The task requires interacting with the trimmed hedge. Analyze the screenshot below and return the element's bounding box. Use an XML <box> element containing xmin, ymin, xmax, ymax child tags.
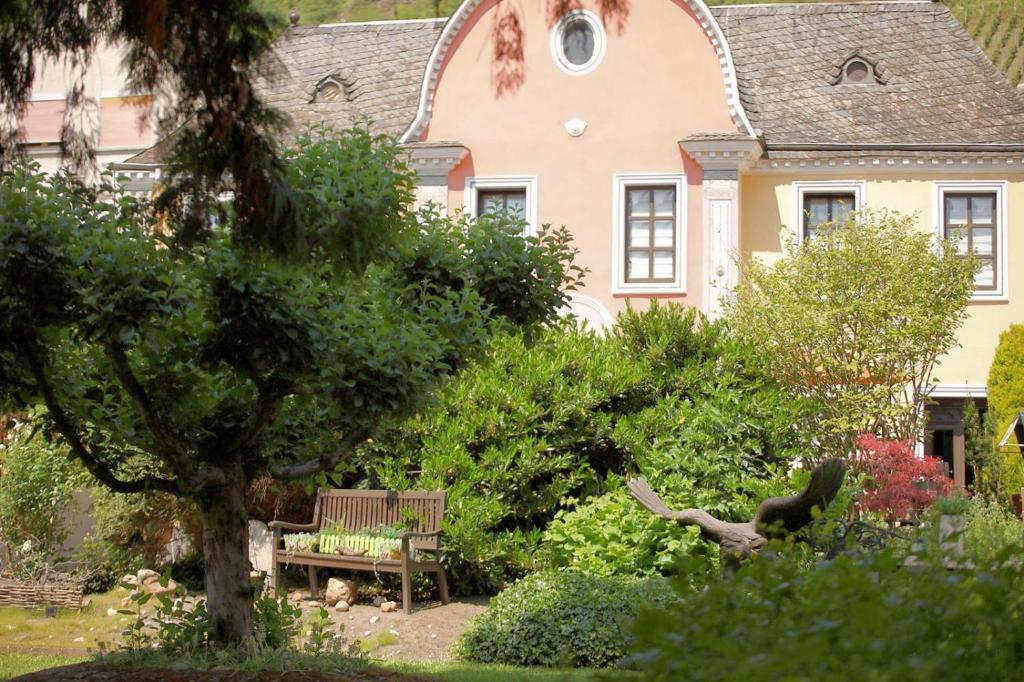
<box><xmin>988</xmin><ymin>323</ymin><xmax>1024</xmax><ymax>441</ymax></box>
<box><xmin>457</xmin><ymin>570</ymin><xmax>674</xmax><ymax>668</ymax></box>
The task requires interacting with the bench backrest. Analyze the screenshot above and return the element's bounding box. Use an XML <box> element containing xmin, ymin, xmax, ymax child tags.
<box><xmin>313</xmin><ymin>489</ymin><xmax>445</xmax><ymax>552</ymax></box>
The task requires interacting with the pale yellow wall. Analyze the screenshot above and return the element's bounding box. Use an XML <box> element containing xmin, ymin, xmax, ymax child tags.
<box><xmin>739</xmin><ymin>171</ymin><xmax>1024</xmax><ymax>389</ymax></box>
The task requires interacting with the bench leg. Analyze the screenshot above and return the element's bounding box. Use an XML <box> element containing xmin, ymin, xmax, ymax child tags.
<box><xmin>272</xmin><ymin>561</ymin><xmax>282</xmax><ymax>599</ymax></box>
<box><xmin>437</xmin><ymin>568</ymin><xmax>449</xmax><ymax>605</ymax></box>
<box><xmin>308</xmin><ymin>566</ymin><xmax>318</xmax><ymax>600</ymax></box>
<box><xmin>401</xmin><ymin>568</ymin><xmax>412</xmax><ymax>615</ymax></box>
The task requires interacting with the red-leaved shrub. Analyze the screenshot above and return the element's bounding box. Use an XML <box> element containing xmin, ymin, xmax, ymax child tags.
<box><xmin>851</xmin><ymin>433</ymin><xmax>953</xmax><ymax>519</ymax></box>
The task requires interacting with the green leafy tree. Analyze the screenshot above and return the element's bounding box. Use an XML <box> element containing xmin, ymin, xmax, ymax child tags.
<box><xmin>0</xmin><ymin>130</ymin><xmax>581</xmax><ymax>647</ymax></box>
<box><xmin>726</xmin><ymin>209</ymin><xmax>977</xmax><ymax>458</ymax></box>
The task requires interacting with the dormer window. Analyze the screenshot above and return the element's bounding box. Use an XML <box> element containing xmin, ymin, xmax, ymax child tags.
<box><xmin>844</xmin><ymin>59</ymin><xmax>871</xmax><ymax>83</ymax></box>
<box><xmin>832</xmin><ymin>53</ymin><xmax>888</xmax><ymax>86</ymax></box>
<box><xmin>315</xmin><ymin>76</ymin><xmax>347</xmax><ymax>102</ymax></box>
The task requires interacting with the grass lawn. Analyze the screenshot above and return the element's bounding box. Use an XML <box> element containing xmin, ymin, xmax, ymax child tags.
<box><xmin>0</xmin><ymin>653</ymin><xmax>88</xmax><ymax>679</ymax></box>
<box><xmin>0</xmin><ymin>590</ymin><xmax>128</xmax><ymax>655</ymax></box>
<box><xmin>388</xmin><ymin>661</ymin><xmax>607</xmax><ymax>681</ymax></box>
<box><xmin>0</xmin><ymin>654</ymin><xmax>604</xmax><ymax>681</ymax></box>
<box><xmin>0</xmin><ymin>590</ymin><xmax>611</xmax><ymax>680</ymax></box>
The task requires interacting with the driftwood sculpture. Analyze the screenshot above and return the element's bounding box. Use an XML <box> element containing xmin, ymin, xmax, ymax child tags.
<box><xmin>628</xmin><ymin>458</ymin><xmax>847</xmax><ymax>565</ymax></box>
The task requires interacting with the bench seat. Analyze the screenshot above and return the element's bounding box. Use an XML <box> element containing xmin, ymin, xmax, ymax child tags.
<box><xmin>269</xmin><ymin>489</ymin><xmax>449</xmax><ymax>614</ymax></box>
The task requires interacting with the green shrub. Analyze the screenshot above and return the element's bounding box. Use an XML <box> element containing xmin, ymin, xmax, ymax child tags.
<box><xmin>361</xmin><ymin>304</ymin><xmax>818</xmax><ymax>592</ymax></box>
<box><xmin>541</xmin><ymin>486</ymin><xmax>704</xmax><ymax>578</ymax></box>
<box><xmin>457</xmin><ymin>570</ymin><xmax>674</xmax><ymax>668</ymax></box>
<box><xmin>988</xmin><ymin>323</ymin><xmax>1024</xmax><ymax>441</ymax></box>
<box><xmin>0</xmin><ymin>412</ymin><xmax>86</xmax><ymax>561</ymax></box>
<box><xmin>632</xmin><ymin>545</ymin><xmax>1024</xmax><ymax>681</ymax></box>
<box><xmin>360</xmin><ymin>323</ymin><xmax>649</xmax><ymax>593</ymax></box>
<box><xmin>963</xmin><ymin>496</ymin><xmax>1023</xmax><ymax>563</ymax></box>
<box><xmin>987</xmin><ymin>324</ymin><xmax>1024</xmax><ymax>493</ymax></box>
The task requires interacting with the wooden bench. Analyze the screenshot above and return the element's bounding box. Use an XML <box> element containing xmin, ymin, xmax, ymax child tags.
<box><xmin>268</xmin><ymin>489</ymin><xmax>449</xmax><ymax>614</ymax></box>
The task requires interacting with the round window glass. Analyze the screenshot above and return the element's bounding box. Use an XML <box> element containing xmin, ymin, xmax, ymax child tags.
<box><xmin>551</xmin><ymin>11</ymin><xmax>605</xmax><ymax>75</ymax></box>
<box><xmin>562</xmin><ymin>18</ymin><xmax>595</xmax><ymax>66</ymax></box>
<box><xmin>845</xmin><ymin>60</ymin><xmax>870</xmax><ymax>83</ymax></box>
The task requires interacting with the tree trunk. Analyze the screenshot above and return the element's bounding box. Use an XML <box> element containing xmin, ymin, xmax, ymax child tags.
<box><xmin>200</xmin><ymin>478</ymin><xmax>253</xmax><ymax>648</ymax></box>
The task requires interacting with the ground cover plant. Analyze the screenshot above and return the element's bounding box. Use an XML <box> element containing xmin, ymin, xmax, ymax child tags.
<box><xmin>360</xmin><ymin>304</ymin><xmax>819</xmax><ymax>592</ymax></box>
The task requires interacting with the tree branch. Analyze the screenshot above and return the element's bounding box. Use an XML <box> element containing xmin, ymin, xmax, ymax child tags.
<box><xmin>22</xmin><ymin>341</ymin><xmax>177</xmax><ymax>495</ymax></box>
<box><xmin>104</xmin><ymin>342</ymin><xmax>194</xmax><ymax>477</ymax></box>
<box><xmin>270</xmin><ymin>426</ymin><xmax>371</xmax><ymax>481</ymax></box>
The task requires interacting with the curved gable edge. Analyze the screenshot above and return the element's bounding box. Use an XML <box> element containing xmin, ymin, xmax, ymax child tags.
<box><xmin>399</xmin><ymin>0</ymin><xmax>756</xmax><ymax>144</ymax></box>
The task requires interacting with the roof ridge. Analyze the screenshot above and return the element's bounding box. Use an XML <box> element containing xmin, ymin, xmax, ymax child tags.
<box><xmin>311</xmin><ymin>17</ymin><xmax>447</xmax><ymax>29</ymax></box>
<box><xmin>710</xmin><ymin>1</ymin><xmax>943</xmax><ymax>12</ymax></box>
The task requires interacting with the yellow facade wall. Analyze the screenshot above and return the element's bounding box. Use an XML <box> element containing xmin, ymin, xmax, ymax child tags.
<box><xmin>739</xmin><ymin>171</ymin><xmax>1024</xmax><ymax>389</ymax></box>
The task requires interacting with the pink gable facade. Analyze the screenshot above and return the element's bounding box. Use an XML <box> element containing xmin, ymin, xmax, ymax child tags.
<box><xmin>407</xmin><ymin>0</ymin><xmax>756</xmax><ymax>323</ymax></box>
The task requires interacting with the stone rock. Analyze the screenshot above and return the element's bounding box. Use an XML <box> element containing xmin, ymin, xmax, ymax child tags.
<box><xmin>248</xmin><ymin>520</ymin><xmax>274</xmax><ymax>577</ymax></box>
<box><xmin>334</xmin><ymin>600</ymin><xmax>350</xmax><ymax>612</ymax></box>
<box><xmin>380</xmin><ymin>601</ymin><xmax>398</xmax><ymax>613</ymax></box>
<box><xmin>388</xmin><ymin>629</ymin><xmax>400</xmax><ymax>637</ymax></box>
<box><xmin>305</xmin><ymin>600</ymin><xmax>320</xmax><ymax>608</ymax></box>
<box><xmin>120</xmin><ymin>595</ymin><xmax>137</xmax><ymax>608</ymax></box>
<box><xmin>324</xmin><ymin>578</ymin><xmax>358</xmax><ymax>606</ymax></box>
<box><xmin>137</xmin><ymin>568</ymin><xmax>159</xmax><ymax>585</ymax></box>
<box><xmin>72</xmin><ymin>637</ymin><xmax>85</xmax><ymax>643</ymax></box>
<box><xmin>369</xmin><ymin>615</ymin><xmax>380</xmax><ymax>624</ymax></box>
<box><xmin>107</xmin><ymin>608</ymin><xmax>118</xmax><ymax>617</ymax></box>
<box><xmin>120</xmin><ymin>574</ymin><xmax>137</xmax><ymax>588</ymax></box>
<box><xmin>372</xmin><ymin>595</ymin><xmax>386</xmax><ymax>607</ymax></box>
<box><xmin>143</xmin><ymin>578</ymin><xmax>182</xmax><ymax>597</ymax></box>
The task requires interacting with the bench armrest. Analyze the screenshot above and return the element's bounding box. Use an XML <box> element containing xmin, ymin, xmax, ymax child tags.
<box><xmin>268</xmin><ymin>521</ymin><xmax>318</xmax><ymax>532</ymax></box>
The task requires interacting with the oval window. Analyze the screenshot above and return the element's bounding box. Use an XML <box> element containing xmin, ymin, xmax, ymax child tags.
<box><xmin>551</xmin><ymin>11</ymin><xmax>605</xmax><ymax>75</ymax></box>
<box><xmin>562</xmin><ymin>17</ymin><xmax>595</xmax><ymax>66</ymax></box>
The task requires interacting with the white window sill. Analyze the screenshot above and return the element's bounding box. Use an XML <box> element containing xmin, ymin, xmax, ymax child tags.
<box><xmin>612</xmin><ymin>285</ymin><xmax>687</xmax><ymax>296</ymax></box>
<box><xmin>969</xmin><ymin>292</ymin><xmax>1008</xmax><ymax>303</ymax></box>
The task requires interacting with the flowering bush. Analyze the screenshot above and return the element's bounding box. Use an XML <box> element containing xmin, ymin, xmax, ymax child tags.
<box><xmin>852</xmin><ymin>434</ymin><xmax>951</xmax><ymax>519</ymax></box>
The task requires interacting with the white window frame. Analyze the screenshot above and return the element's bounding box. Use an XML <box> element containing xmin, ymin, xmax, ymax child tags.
<box><xmin>550</xmin><ymin>10</ymin><xmax>607</xmax><ymax>76</ymax></box>
<box><xmin>791</xmin><ymin>180</ymin><xmax>867</xmax><ymax>245</ymax></box>
<box><xmin>612</xmin><ymin>173</ymin><xmax>687</xmax><ymax>295</ymax></box>
<box><xmin>933</xmin><ymin>180</ymin><xmax>1008</xmax><ymax>302</ymax></box>
<box><xmin>464</xmin><ymin>175</ymin><xmax>538</xmax><ymax>237</ymax></box>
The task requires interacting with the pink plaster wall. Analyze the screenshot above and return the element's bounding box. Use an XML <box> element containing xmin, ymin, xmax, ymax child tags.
<box><xmin>99</xmin><ymin>96</ymin><xmax>154</xmax><ymax>148</ymax></box>
<box><xmin>18</xmin><ymin>100</ymin><xmax>65</xmax><ymax>143</ymax></box>
<box><xmin>424</xmin><ymin>0</ymin><xmax>739</xmax><ymax>316</ymax></box>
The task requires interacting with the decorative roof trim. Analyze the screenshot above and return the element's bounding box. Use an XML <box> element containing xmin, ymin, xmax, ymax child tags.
<box><xmin>399</xmin><ymin>0</ymin><xmax>755</xmax><ymax>143</ymax></box>
<box><xmin>770</xmin><ymin>143</ymin><xmax>1024</xmax><ymax>152</ymax></box>
<box><xmin>749</xmin><ymin>155</ymin><xmax>1024</xmax><ymax>174</ymax></box>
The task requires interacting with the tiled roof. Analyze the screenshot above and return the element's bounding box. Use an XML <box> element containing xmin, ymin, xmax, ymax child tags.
<box><xmin>121</xmin><ymin>3</ymin><xmax>1024</xmax><ymax>169</ymax></box>
<box><xmin>710</xmin><ymin>1</ymin><xmax>1024</xmax><ymax>148</ymax></box>
<box><xmin>119</xmin><ymin>18</ymin><xmax>444</xmax><ymax>167</ymax></box>
<box><xmin>256</xmin><ymin>18</ymin><xmax>446</xmax><ymax>138</ymax></box>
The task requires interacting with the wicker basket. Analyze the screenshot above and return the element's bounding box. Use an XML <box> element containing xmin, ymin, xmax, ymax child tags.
<box><xmin>0</xmin><ymin>577</ymin><xmax>85</xmax><ymax>609</ymax></box>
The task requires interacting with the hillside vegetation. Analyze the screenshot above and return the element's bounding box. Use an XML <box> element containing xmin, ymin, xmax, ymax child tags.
<box><xmin>259</xmin><ymin>0</ymin><xmax>1024</xmax><ymax>87</ymax></box>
